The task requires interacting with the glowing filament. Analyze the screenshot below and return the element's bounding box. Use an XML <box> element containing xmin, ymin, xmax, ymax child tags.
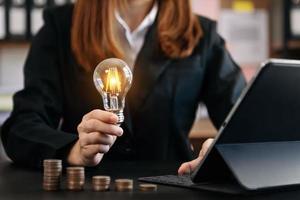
<box><xmin>105</xmin><ymin>67</ymin><xmax>121</xmax><ymax>94</ymax></box>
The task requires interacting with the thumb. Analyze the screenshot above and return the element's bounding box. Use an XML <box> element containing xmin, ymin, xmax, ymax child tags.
<box><xmin>177</xmin><ymin>157</ymin><xmax>202</xmax><ymax>175</ymax></box>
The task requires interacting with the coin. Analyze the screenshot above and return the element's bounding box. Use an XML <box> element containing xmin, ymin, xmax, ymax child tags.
<box><xmin>93</xmin><ymin>185</ymin><xmax>110</xmax><ymax>191</ymax></box>
<box><xmin>43</xmin><ymin>159</ymin><xmax>62</xmax><ymax>164</ymax></box>
<box><xmin>115</xmin><ymin>179</ymin><xmax>133</xmax><ymax>192</ymax></box>
<box><xmin>115</xmin><ymin>179</ymin><xmax>133</xmax><ymax>185</ymax></box>
<box><xmin>66</xmin><ymin>185</ymin><xmax>84</xmax><ymax>191</ymax></box>
<box><xmin>139</xmin><ymin>184</ymin><xmax>158</xmax><ymax>192</ymax></box>
<box><xmin>43</xmin><ymin>179</ymin><xmax>60</xmax><ymax>184</ymax></box>
<box><xmin>66</xmin><ymin>167</ymin><xmax>84</xmax><ymax>171</ymax></box>
<box><xmin>43</xmin><ymin>172</ymin><xmax>62</xmax><ymax>177</ymax></box>
<box><xmin>43</xmin><ymin>185</ymin><xmax>60</xmax><ymax>191</ymax></box>
<box><xmin>93</xmin><ymin>176</ymin><xmax>111</xmax><ymax>182</ymax></box>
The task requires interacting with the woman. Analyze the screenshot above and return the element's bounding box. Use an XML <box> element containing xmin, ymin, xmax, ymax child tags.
<box><xmin>1</xmin><ymin>0</ymin><xmax>246</xmax><ymax>174</ymax></box>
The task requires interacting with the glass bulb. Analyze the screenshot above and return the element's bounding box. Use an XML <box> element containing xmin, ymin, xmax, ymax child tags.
<box><xmin>93</xmin><ymin>58</ymin><xmax>133</xmax><ymax>124</ymax></box>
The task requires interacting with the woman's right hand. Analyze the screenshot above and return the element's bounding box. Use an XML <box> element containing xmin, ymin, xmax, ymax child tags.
<box><xmin>67</xmin><ymin>109</ymin><xmax>123</xmax><ymax>166</ymax></box>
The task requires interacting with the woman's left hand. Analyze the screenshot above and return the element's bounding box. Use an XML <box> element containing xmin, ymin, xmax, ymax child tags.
<box><xmin>178</xmin><ymin>138</ymin><xmax>214</xmax><ymax>175</ymax></box>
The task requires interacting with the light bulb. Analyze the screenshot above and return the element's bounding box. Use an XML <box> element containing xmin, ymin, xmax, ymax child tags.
<box><xmin>93</xmin><ymin>58</ymin><xmax>133</xmax><ymax>124</ymax></box>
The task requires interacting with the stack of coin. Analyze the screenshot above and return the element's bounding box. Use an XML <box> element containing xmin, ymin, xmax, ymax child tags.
<box><xmin>66</xmin><ymin>167</ymin><xmax>85</xmax><ymax>191</ymax></box>
<box><xmin>115</xmin><ymin>179</ymin><xmax>133</xmax><ymax>192</ymax></box>
<box><xmin>92</xmin><ymin>176</ymin><xmax>111</xmax><ymax>191</ymax></box>
<box><xmin>43</xmin><ymin>159</ymin><xmax>62</xmax><ymax>191</ymax></box>
<box><xmin>139</xmin><ymin>184</ymin><xmax>158</xmax><ymax>192</ymax></box>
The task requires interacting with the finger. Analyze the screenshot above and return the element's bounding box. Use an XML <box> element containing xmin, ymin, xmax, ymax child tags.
<box><xmin>82</xmin><ymin>144</ymin><xmax>110</xmax><ymax>158</ymax></box>
<box><xmin>203</xmin><ymin>138</ymin><xmax>214</xmax><ymax>149</ymax></box>
<box><xmin>178</xmin><ymin>157</ymin><xmax>202</xmax><ymax>175</ymax></box>
<box><xmin>83</xmin><ymin>109</ymin><xmax>118</xmax><ymax>124</ymax></box>
<box><xmin>82</xmin><ymin>153</ymin><xmax>102</xmax><ymax>167</ymax></box>
<box><xmin>81</xmin><ymin>144</ymin><xmax>100</xmax><ymax>159</ymax></box>
<box><xmin>178</xmin><ymin>162</ymin><xmax>192</xmax><ymax>175</ymax></box>
<box><xmin>199</xmin><ymin>138</ymin><xmax>214</xmax><ymax>157</ymax></box>
<box><xmin>80</xmin><ymin>119</ymin><xmax>123</xmax><ymax>136</ymax></box>
<box><xmin>79</xmin><ymin>132</ymin><xmax>115</xmax><ymax>146</ymax></box>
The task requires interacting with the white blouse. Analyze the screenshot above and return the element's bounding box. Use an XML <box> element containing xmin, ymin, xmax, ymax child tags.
<box><xmin>115</xmin><ymin>2</ymin><xmax>158</xmax><ymax>69</ymax></box>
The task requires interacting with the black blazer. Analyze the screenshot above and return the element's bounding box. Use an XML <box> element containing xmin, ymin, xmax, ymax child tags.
<box><xmin>1</xmin><ymin>5</ymin><xmax>246</xmax><ymax>168</ymax></box>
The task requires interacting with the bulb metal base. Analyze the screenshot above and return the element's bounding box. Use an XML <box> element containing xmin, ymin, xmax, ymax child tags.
<box><xmin>112</xmin><ymin>111</ymin><xmax>124</xmax><ymax>125</ymax></box>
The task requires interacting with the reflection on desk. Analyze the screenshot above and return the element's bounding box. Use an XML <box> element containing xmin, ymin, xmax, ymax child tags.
<box><xmin>0</xmin><ymin>161</ymin><xmax>300</xmax><ymax>200</ymax></box>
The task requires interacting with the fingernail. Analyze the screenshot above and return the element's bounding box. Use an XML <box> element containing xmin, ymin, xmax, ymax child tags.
<box><xmin>118</xmin><ymin>128</ymin><xmax>123</xmax><ymax>136</ymax></box>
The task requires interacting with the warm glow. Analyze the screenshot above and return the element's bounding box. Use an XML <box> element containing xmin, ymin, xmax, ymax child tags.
<box><xmin>105</xmin><ymin>67</ymin><xmax>121</xmax><ymax>94</ymax></box>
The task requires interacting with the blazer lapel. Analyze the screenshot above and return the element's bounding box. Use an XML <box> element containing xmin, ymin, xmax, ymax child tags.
<box><xmin>127</xmin><ymin>22</ymin><xmax>172</xmax><ymax>116</ymax></box>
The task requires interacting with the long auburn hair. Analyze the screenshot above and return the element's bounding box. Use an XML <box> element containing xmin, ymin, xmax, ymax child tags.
<box><xmin>71</xmin><ymin>0</ymin><xmax>202</xmax><ymax>71</ymax></box>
